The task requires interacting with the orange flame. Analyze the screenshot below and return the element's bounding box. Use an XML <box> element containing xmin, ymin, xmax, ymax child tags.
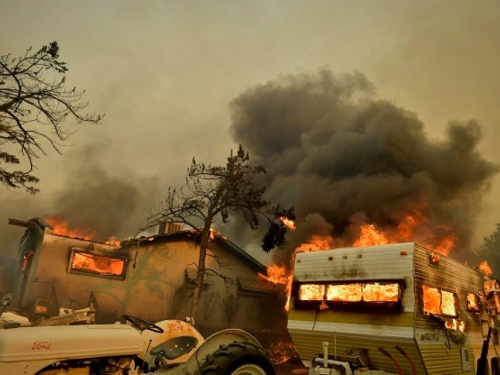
<box><xmin>280</xmin><ymin>217</ymin><xmax>296</xmax><ymax>231</ymax></box>
<box><xmin>44</xmin><ymin>216</ymin><xmax>120</xmax><ymax>246</ymax></box>
<box><xmin>44</xmin><ymin>216</ymin><xmax>96</xmax><ymax>241</ymax></box>
<box><xmin>262</xmin><ymin>201</ymin><xmax>459</xmax><ymax>312</ymax></box>
<box><xmin>477</xmin><ymin>260</ymin><xmax>493</xmax><ymax>276</ymax></box>
<box><xmin>258</xmin><ymin>265</ymin><xmax>293</xmax><ymax>310</ymax></box>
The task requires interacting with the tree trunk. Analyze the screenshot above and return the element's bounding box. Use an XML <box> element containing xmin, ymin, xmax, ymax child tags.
<box><xmin>192</xmin><ymin>220</ymin><xmax>212</xmax><ymax>324</ymax></box>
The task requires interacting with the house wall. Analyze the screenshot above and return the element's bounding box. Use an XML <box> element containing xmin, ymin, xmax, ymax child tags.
<box><xmin>15</xmin><ymin>231</ymin><xmax>283</xmax><ymax>336</ymax></box>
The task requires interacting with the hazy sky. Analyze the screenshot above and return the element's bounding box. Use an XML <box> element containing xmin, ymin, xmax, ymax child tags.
<box><xmin>1</xmin><ymin>1</ymin><xmax>499</xmax><ymax>263</ymax></box>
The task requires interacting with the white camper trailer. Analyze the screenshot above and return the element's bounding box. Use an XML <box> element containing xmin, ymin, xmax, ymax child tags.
<box><xmin>287</xmin><ymin>242</ymin><xmax>500</xmax><ymax>375</ymax></box>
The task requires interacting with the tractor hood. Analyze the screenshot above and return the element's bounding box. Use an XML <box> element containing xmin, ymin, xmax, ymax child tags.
<box><xmin>0</xmin><ymin>324</ymin><xmax>143</xmax><ymax>372</ymax></box>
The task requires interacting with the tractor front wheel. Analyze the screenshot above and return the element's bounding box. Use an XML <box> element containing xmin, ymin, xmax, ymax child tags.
<box><xmin>200</xmin><ymin>341</ymin><xmax>276</xmax><ymax>375</ymax></box>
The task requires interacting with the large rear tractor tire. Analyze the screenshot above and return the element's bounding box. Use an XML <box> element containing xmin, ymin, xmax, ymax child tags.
<box><xmin>200</xmin><ymin>341</ymin><xmax>276</xmax><ymax>375</ymax></box>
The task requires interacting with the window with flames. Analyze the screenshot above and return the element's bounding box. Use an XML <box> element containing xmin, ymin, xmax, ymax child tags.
<box><xmin>68</xmin><ymin>249</ymin><xmax>128</xmax><ymax>280</ymax></box>
<box><xmin>422</xmin><ymin>285</ymin><xmax>458</xmax><ymax>318</ymax></box>
<box><xmin>294</xmin><ymin>281</ymin><xmax>401</xmax><ymax>310</ymax></box>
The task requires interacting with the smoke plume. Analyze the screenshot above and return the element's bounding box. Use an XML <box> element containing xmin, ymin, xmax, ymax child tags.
<box><xmin>0</xmin><ymin>143</ymin><xmax>163</xmax><ymax>254</ymax></box>
<box><xmin>229</xmin><ymin>69</ymin><xmax>498</xmax><ymax>266</ymax></box>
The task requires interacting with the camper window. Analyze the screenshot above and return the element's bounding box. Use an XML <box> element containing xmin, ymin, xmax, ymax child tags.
<box><xmin>422</xmin><ymin>285</ymin><xmax>458</xmax><ymax>318</ymax></box>
<box><xmin>295</xmin><ymin>281</ymin><xmax>401</xmax><ymax>310</ymax></box>
<box><xmin>466</xmin><ymin>293</ymin><xmax>480</xmax><ymax>313</ymax></box>
<box><xmin>299</xmin><ymin>284</ymin><xmax>325</xmax><ymax>301</ymax></box>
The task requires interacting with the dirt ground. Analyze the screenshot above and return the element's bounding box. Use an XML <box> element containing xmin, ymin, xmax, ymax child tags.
<box><xmin>275</xmin><ymin>359</ymin><xmax>308</xmax><ymax>375</ymax></box>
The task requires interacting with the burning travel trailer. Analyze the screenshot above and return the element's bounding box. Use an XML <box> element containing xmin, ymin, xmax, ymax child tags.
<box><xmin>286</xmin><ymin>242</ymin><xmax>500</xmax><ymax>375</ymax></box>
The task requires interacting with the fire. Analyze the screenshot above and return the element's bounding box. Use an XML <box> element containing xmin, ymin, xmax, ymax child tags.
<box><xmin>299</xmin><ymin>284</ymin><xmax>325</xmax><ymax>301</ymax></box>
<box><xmin>466</xmin><ymin>293</ymin><xmax>480</xmax><ymax>312</ymax></box>
<box><xmin>44</xmin><ymin>216</ymin><xmax>120</xmax><ymax>246</ymax></box>
<box><xmin>477</xmin><ymin>260</ymin><xmax>493</xmax><ymax>275</ymax></box>
<box><xmin>261</xmin><ymin>201</ymin><xmax>459</xmax><ymax>312</ymax></box>
<box><xmin>44</xmin><ymin>216</ymin><xmax>96</xmax><ymax>241</ymax></box>
<box><xmin>352</xmin><ymin>216</ymin><xmax>457</xmax><ymax>255</ymax></box>
<box><xmin>258</xmin><ymin>265</ymin><xmax>293</xmax><ymax>310</ymax></box>
<box><xmin>295</xmin><ymin>235</ymin><xmax>337</xmax><ymax>253</ymax></box>
<box><xmin>422</xmin><ymin>285</ymin><xmax>457</xmax><ymax>317</ymax></box>
<box><xmin>280</xmin><ymin>217</ymin><xmax>296</xmax><ymax>231</ymax></box>
<box><xmin>353</xmin><ymin>224</ymin><xmax>389</xmax><ymax>247</ymax></box>
<box><xmin>445</xmin><ymin>319</ymin><xmax>466</xmax><ymax>333</ymax></box>
<box><xmin>106</xmin><ymin>236</ymin><xmax>121</xmax><ymax>247</ymax></box>
<box><xmin>71</xmin><ymin>252</ymin><xmax>125</xmax><ymax>276</ymax></box>
<box><xmin>327</xmin><ymin>284</ymin><xmax>362</xmax><ymax>302</ymax></box>
<box><xmin>297</xmin><ymin>282</ymin><xmax>399</xmax><ymax>303</ymax></box>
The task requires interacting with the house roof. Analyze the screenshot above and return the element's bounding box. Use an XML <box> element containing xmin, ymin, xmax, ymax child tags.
<box><xmin>121</xmin><ymin>230</ymin><xmax>268</xmax><ymax>274</ymax></box>
<box><xmin>237</xmin><ymin>276</ymin><xmax>284</xmax><ymax>295</ymax></box>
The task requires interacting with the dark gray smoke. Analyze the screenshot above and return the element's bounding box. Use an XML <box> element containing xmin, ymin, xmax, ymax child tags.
<box><xmin>229</xmin><ymin>69</ymin><xmax>498</xmax><ymax>265</ymax></box>
<box><xmin>0</xmin><ymin>143</ymin><xmax>163</xmax><ymax>254</ymax></box>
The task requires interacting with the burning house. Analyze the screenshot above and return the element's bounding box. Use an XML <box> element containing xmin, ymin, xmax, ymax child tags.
<box><xmin>5</xmin><ymin>217</ymin><xmax>286</xmax><ymax>337</ymax></box>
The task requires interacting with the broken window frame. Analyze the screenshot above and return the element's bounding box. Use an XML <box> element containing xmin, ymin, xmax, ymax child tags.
<box><xmin>68</xmin><ymin>248</ymin><xmax>128</xmax><ymax>280</ymax></box>
<box><xmin>466</xmin><ymin>292</ymin><xmax>480</xmax><ymax>313</ymax></box>
<box><xmin>292</xmin><ymin>279</ymin><xmax>403</xmax><ymax>312</ymax></box>
<box><xmin>422</xmin><ymin>285</ymin><xmax>458</xmax><ymax>319</ymax></box>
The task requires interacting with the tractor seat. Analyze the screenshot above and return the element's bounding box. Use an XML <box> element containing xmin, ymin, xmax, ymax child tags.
<box><xmin>150</xmin><ymin>336</ymin><xmax>199</xmax><ymax>360</ymax></box>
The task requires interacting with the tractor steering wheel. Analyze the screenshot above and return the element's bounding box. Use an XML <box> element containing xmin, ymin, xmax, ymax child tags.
<box><xmin>123</xmin><ymin>314</ymin><xmax>164</xmax><ymax>334</ymax></box>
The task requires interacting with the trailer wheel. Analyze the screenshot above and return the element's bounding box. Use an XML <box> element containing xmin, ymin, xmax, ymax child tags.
<box><xmin>200</xmin><ymin>341</ymin><xmax>276</xmax><ymax>375</ymax></box>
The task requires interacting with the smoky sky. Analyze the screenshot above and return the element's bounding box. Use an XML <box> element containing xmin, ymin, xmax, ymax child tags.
<box><xmin>0</xmin><ymin>143</ymin><xmax>163</xmax><ymax>254</ymax></box>
<box><xmin>229</xmin><ymin>69</ymin><xmax>499</xmax><ymax>265</ymax></box>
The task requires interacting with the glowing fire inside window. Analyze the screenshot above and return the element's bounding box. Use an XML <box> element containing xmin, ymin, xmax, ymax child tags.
<box><xmin>326</xmin><ymin>284</ymin><xmax>362</xmax><ymax>302</ymax></box>
<box><xmin>69</xmin><ymin>250</ymin><xmax>127</xmax><ymax>279</ymax></box>
<box><xmin>422</xmin><ymin>285</ymin><xmax>457</xmax><ymax>317</ymax></box>
<box><xmin>445</xmin><ymin>318</ymin><xmax>466</xmax><ymax>333</ymax></box>
<box><xmin>363</xmin><ymin>283</ymin><xmax>399</xmax><ymax>302</ymax></box>
<box><xmin>466</xmin><ymin>293</ymin><xmax>480</xmax><ymax>312</ymax></box>
<box><xmin>298</xmin><ymin>282</ymin><xmax>400</xmax><ymax>303</ymax></box>
<box><xmin>299</xmin><ymin>284</ymin><xmax>325</xmax><ymax>301</ymax></box>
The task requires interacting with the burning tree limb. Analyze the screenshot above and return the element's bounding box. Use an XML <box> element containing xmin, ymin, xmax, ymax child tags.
<box><xmin>141</xmin><ymin>145</ymin><xmax>294</xmax><ymax>323</ymax></box>
<box><xmin>0</xmin><ymin>41</ymin><xmax>102</xmax><ymax>193</ymax></box>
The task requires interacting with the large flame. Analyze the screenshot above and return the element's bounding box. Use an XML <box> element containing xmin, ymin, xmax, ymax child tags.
<box><xmin>44</xmin><ymin>216</ymin><xmax>120</xmax><ymax>246</ymax></box>
<box><xmin>44</xmin><ymin>216</ymin><xmax>96</xmax><ymax>241</ymax></box>
<box><xmin>352</xmin><ymin>202</ymin><xmax>457</xmax><ymax>255</ymax></box>
<box><xmin>260</xmin><ymin>201</ymin><xmax>459</xmax><ymax>311</ymax></box>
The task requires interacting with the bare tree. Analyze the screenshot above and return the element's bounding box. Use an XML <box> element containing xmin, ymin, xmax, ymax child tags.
<box><xmin>0</xmin><ymin>41</ymin><xmax>102</xmax><ymax>193</ymax></box>
<box><xmin>142</xmin><ymin>145</ymin><xmax>294</xmax><ymax>323</ymax></box>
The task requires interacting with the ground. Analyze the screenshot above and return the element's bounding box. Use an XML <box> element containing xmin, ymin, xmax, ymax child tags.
<box><xmin>276</xmin><ymin>358</ymin><xmax>308</xmax><ymax>375</ymax></box>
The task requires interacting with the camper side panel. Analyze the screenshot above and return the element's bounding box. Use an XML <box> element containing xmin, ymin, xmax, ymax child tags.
<box><xmin>289</xmin><ymin>243</ymin><xmax>422</xmax><ymax>374</ymax></box>
<box><xmin>414</xmin><ymin>244</ymin><xmax>486</xmax><ymax>375</ymax></box>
